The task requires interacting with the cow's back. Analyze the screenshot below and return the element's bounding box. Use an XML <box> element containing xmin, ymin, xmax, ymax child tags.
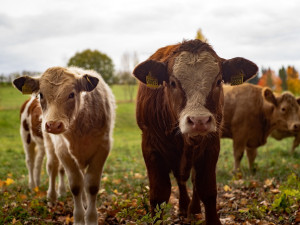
<box><xmin>222</xmin><ymin>84</ymin><xmax>269</xmax><ymax>147</ymax></box>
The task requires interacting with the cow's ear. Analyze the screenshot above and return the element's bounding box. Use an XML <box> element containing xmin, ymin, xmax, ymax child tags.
<box><xmin>13</xmin><ymin>76</ymin><xmax>40</xmax><ymax>94</ymax></box>
<box><xmin>222</xmin><ymin>57</ymin><xmax>258</xmax><ymax>85</ymax></box>
<box><xmin>296</xmin><ymin>97</ymin><xmax>300</xmax><ymax>105</ymax></box>
<box><xmin>78</xmin><ymin>74</ymin><xmax>99</xmax><ymax>92</ymax></box>
<box><xmin>133</xmin><ymin>60</ymin><xmax>168</xmax><ymax>88</ymax></box>
<box><xmin>263</xmin><ymin>88</ymin><xmax>277</xmax><ymax>106</ymax></box>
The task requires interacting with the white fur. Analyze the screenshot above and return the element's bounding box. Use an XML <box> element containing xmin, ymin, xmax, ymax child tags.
<box><xmin>172</xmin><ymin>51</ymin><xmax>219</xmax><ymax>135</ymax></box>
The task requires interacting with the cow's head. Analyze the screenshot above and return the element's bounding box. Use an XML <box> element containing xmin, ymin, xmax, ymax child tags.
<box><xmin>264</xmin><ymin>88</ymin><xmax>300</xmax><ymax>132</ymax></box>
<box><xmin>13</xmin><ymin>67</ymin><xmax>99</xmax><ymax>134</ymax></box>
<box><xmin>133</xmin><ymin>40</ymin><xmax>258</xmax><ymax>137</ymax></box>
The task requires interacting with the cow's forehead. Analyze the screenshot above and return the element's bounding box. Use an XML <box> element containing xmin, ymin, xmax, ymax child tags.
<box><xmin>39</xmin><ymin>71</ymin><xmax>76</xmax><ymax>97</ymax></box>
<box><xmin>172</xmin><ymin>51</ymin><xmax>220</xmax><ymax>104</ymax></box>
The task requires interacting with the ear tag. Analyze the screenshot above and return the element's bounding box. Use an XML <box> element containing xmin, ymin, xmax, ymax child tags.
<box><xmin>22</xmin><ymin>81</ymin><xmax>33</xmax><ymax>94</ymax></box>
<box><xmin>146</xmin><ymin>73</ymin><xmax>159</xmax><ymax>88</ymax></box>
<box><xmin>231</xmin><ymin>71</ymin><xmax>244</xmax><ymax>86</ymax></box>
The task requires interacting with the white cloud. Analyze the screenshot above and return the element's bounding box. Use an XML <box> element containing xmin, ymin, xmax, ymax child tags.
<box><xmin>0</xmin><ymin>0</ymin><xmax>300</xmax><ymax>75</ymax></box>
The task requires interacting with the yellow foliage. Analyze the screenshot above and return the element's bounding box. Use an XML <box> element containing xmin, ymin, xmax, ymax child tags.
<box><xmin>5</xmin><ymin>178</ymin><xmax>14</xmax><ymax>186</ymax></box>
<box><xmin>287</xmin><ymin>78</ymin><xmax>300</xmax><ymax>95</ymax></box>
<box><xmin>223</xmin><ymin>185</ymin><xmax>232</xmax><ymax>192</ymax></box>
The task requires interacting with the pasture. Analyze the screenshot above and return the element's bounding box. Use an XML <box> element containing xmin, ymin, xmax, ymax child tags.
<box><xmin>0</xmin><ymin>83</ymin><xmax>299</xmax><ymax>224</ymax></box>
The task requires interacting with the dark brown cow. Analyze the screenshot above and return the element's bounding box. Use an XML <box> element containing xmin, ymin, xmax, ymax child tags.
<box><xmin>222</xmin><ymin>84</ymin><xmax>300</xmax><ymax>173</ymax></box>
<box><xmin>133</xmin><ymin>39</ymin><xmax>258</xmax><ymax>224</ymax></box>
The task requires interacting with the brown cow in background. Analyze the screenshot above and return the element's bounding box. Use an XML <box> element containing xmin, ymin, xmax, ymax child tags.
<box><xmin>222</xmin><ymin>83</ymin><xmax>300</xmax><ymax>173</ymax></box>
<box><xmin>133</xmin><ymin>39</ymin><xmax>258</xmax><ymax>224</ymax></box>
<box><xmin>271</xmin><ymin>96</ymin><xmax>300</xmax><ymax>153</ymax></box>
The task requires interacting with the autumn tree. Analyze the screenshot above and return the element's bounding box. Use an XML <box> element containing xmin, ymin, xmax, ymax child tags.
<box><xmin>67</xmin><ymin>49</ymin><xmax>115</xmax><ymax>84</ymax></box>
<box><xmin>258</xmin><ymin>68</ymin><xmax>282</xmax><ymax>92</ymax></box>
<box><xmin>195</xmin><ymin>28</ymin><xmax>208</xmax><ymax>42</ymax></box>
<box><xmin>286</xmin><ymin>65</ymin><xmax>300</xmax><ymax>95</ymax></box>
<box><xmin>279</xmin><ymin>66</ymin><xmax>287</xmax><ymax>91</ymax></box>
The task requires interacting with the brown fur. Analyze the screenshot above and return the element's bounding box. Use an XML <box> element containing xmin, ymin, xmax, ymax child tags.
<box><xmin>222</xmin><ymin>83</ymin><xmax>300</xmax><ymax>172</ymax></box>
<box><xmin>27</xmin><ymin>98</ymin><xmax>43</xmax><ymax>138</ymax></box>
<box><xmin>134</xmin><ymin>39</ymin><xmax>258</xmax><ymax>225</ymax></box>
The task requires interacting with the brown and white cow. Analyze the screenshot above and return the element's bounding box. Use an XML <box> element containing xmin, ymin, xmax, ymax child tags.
<box><xmin>20</xmin><ymin>96</ymin><xmax>66</xmax><ymax>201</ymax></box>
<box><xmin>133</xmin><ymin>39</ymin><xmax>258</xmax><ymax>224</ymax></box>
<box><xmin>14</xmin><ymin>67</ymin><xmax>116</xmax><ymax>225</ymax></box>
<box><xmin>222</xmin><ymin>83</ymin><xmax>300</xmax><ymax>173</ymax></box>
<box><xmin>271</xmin><ymin>96</ymin><xmax>300</xmax><ymax>153</ymax></box>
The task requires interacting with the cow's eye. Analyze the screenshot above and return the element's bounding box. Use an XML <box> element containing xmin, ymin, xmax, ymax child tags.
<box><xmin>69</xmin><ymin>92</ymin><xmax>75</xmax><ymax>99</ymax></box>
<box><xmin>281</xmin><ymin>107</ymin><xmax>286</xmax><ymax>112</ymax></box>
<box><xmin>40</xmin><ymin>93</ymin><xmax>43</xmax><ymax>99</ymax></box>
<box><xmin>170</xmin><ymin>81</ymin><xmax>176</xmax><ymax>88</ymax></box>
<box><xmin>217</xmin><ymin>79</ymin><xmax>223</xmax><ymax>86</ymax></box>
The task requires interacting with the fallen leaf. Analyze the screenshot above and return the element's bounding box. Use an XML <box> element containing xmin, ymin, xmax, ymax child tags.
<box><xmin>264</xmin><ymin>178</ymin><xmax>274</xmax><ymax>187</ymax></box>
<box><xmin>240</xmin><ymin>198</ymin><xmax>248</xmax><ymax>205</ymax></box>
<box><xmin>223</xmin><ymin>185</ymin><xmax>232</xmax><ymax>192</ymax></box>
<box><xmin>239</xmin><ymin>208</ymin><xmax>249</xmax><ymax>213</ymax></box>
<box><xmin>270</xmin><ymin>189</ymin><xmax>280</xmax><ymax>194</ymax></box>
<box><xmin>34</xmin><ymin>186</ymin><xmax>39</xmax><ymax>193</ymax></box>
<box><xmin>5</xmin><ymin>178</ymin><xmax>14</xmax><ymax>186</ymax></box>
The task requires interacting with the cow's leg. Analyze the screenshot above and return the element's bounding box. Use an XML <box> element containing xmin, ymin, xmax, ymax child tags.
<box><xmin>23</xmin><ymin>141</ymin><xmax>36</xmax><ymax>189</ymax></box>
<box><xmin>291</xmin><ymin>134</ymin><xmax>300</xmax><ymax>153</ymax></box>
<box><xmin>233</xmin><ymin>139</ymin><xmax>246</xmax><ymax>172</ymax></box>
<box><xmin>143</xmin><ymin>149</ymin><xmax>171</xmax><ymax>215</ymax></box>
<box><xmin>175</xmin><ymin>177</ymin><xmax>190</xmax><ymax>217</ymax></box>
<box><xmin>246</xmin><ymin>147</ymin><xmax>257</xmax><ymax>174</ymax></box>
<box><xmin>193</xmin><ymin>142</ymin><xmax>221</xmax><ymax>225</ymax></box>
<box><xmin>44</xmin><ymin>134</ymin><xmax>59</xmax><ymax>203</ymax></box>
<box><xmin>34</xmin><ymin>142</ymin><xmax>45</xmax><ymax>187</ymax></box>
<box><xmin>56</xmin><ymin>146</ymin><xmax>85</xmax><ymax>225</ymax></box>
<box><xmin>58</xmin><ymin>163</ymin><xmax>66</xmax><ymax>197</ymax></box>
<box><xmin>188</xmin><ymin>170</ymin><xmax>201</xmax><ymax>215</ymax></box>
<box><xmin>84</xmin><ymin>147</ymin><xmax>109</xmax><ymax>225</ymax></box>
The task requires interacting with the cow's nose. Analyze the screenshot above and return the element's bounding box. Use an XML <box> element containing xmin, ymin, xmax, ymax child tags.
<box><xmin>45</xmin><ymin>121</ymin><xmax>64</xmax><ymax>134</ymax></box>
<box><xmin>188</xmin><ymin>116</ymin><xmax>211</xmax><ymax>126</ymax></box>
<box><xmin>293</xmin><ymin>123</ymin><xmax>300</xmax><ymax>131</ymax></box>
<box><xmin>187</xmin><ymin>116</ymin><xmax>212</xmax><ymax>133</ymax></box>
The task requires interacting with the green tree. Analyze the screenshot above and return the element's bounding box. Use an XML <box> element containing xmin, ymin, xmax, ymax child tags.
<box><xmin>67</xmin><ymin>49</ymin><xmax>115</xmax><ymax>84</ymax></box>
<box><xmin>195</xmin><ymin>28</ymin><xmax>208</xmax><ymax>42</ymax></box>
<box><xmin>279</xmin><ymin>66</ymin><xmax>287</xmax><ymax>91</ymax></box>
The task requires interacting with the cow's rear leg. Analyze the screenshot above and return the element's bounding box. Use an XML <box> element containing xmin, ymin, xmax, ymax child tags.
<box><xmin>246</xmin><ymin>147</ymin><xmax>257</xmax><ymax>174</ymax></box>
<box><xmin>34</xmin><ymin>143</ymin><xmax>45</xmax><ymax>187</ymax></box>
<box><xmin>144</xmin><ymin>151</ymin><xmax>171</xmax><ymax>215</ymax></box>
<box><xmin>23</xmin><ymin>141</ymin><xmax>36</xmax><ymax>189</ymax></box>
<box><xmin>44</xmin><ymin>134</ymin><xmax>59</xmax><ymax>203</ymax></box>
<box><xmin>233</xmin><ymin>139</ymin><xmax>246</xmax><ymax>173</ymax></box>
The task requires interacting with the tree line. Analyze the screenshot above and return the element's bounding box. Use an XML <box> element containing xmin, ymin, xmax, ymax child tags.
<box><xmin>0</xmin><ymin>49</ymin><xmax>137</xmax><ymax>87</ymax></box>
<box><xmin>248</xmin><ymin>65</ymin><xmax>300</xmax><ymax>95</ymax></box>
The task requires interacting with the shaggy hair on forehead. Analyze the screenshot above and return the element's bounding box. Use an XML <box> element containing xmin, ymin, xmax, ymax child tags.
<box><xmin>173</xmin><ymin>39</ymin><xmax>217</xmax><ymax>56</ymax></box>
<box><xmin>279</xmin><ymin>92</ymin><xmax>298</xmax><ymax>106</ymax></box>
<box><xmin>43</xmin><ymin>67</ymin><xmax>75</xmax><ymax>85</ymax></box>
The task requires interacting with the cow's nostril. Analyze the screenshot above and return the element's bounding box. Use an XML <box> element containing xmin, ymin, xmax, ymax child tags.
<box><xmin>294</xmin><ymin>124</ymin><xmax>300</xmax><ymax>130</ymax></box>
<box><xmin>187</xmin><ymin>117</ymin><xmax>194</xmax><ymax>125</ymax></box>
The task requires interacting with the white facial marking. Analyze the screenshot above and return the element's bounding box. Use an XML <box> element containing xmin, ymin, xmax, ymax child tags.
<box><xmin>173</xmin><ymin>51</ymin><xmax>220</xmax><ymax>135</ymax></box>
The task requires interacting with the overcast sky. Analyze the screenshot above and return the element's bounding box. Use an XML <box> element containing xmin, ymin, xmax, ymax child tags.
<box><xmin>1</xmin><ymin>0</ymin><xmax>300</xmax><ymax>76</ymax></box>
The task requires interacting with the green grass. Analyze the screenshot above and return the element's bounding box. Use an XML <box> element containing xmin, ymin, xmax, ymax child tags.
<box><xmin>0</xmin><ymin>83</ymin><xmax>300</xmax><ymax>224</ymax></box>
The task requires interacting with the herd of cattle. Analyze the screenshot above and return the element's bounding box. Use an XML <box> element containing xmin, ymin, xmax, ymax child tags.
<box><xmin>12</xmin><ymin>39</ymin><xmax>300</xmax><ymax>225</ymax></box>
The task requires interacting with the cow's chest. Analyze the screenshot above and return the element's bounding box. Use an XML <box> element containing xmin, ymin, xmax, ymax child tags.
<box><xmin>66</xmin><ymin>131</ymin><xmax>109</xmax><ymax>169</ymax></box>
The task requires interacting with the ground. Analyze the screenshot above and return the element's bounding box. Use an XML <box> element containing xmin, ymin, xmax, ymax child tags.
<box><xmin>0</xmin><ymin>83</ymin><xmax>299</xmax><ymax>224</ymax></box>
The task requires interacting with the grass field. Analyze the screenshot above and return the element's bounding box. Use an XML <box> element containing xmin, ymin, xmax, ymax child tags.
<box><xmin>0</xmin><ymin>83</ymin><xmax>299</xmax><ymax>224</ymax></box>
